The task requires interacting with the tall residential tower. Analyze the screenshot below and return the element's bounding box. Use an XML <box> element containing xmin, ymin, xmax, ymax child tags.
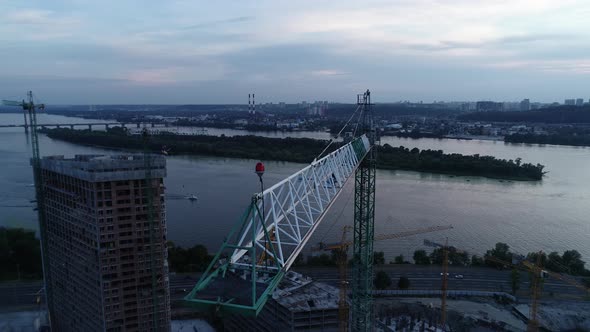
<box><xmin>39</xmin><ymin>154</ymin><xmax>170</xmax><ymax>331</ymax></box>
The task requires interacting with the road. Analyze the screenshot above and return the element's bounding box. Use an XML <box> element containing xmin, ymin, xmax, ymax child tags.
<box><xmin>1</xmin><ymin>265</ymin><xmax>584</xmax><ymax>310</ymax></box>
<box><xmin>293</xmin><ymin>265</ymin><xmax>585</xmax><ymax>297</ymax></box>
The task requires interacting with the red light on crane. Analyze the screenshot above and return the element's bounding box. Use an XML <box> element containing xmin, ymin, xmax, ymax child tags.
<box><xmin>255</xmin><ymin>162</ymin><xmax>265</xmax><ymax>179</ymax></box>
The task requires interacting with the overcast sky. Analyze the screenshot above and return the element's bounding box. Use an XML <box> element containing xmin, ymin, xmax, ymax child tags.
<box><xmin>1</xmin><ymin>0</ymin><xmax>589</xmax><ymax>104</ymax></box>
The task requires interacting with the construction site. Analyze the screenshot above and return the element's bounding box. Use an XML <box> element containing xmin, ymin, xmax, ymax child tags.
<box><xmin>3</xmin><ymin>90</ymin><xmax>590</xmax><ymax>332</ymax></box>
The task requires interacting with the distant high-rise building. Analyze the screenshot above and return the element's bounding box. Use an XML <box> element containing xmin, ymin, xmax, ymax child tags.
<box><xmin>520</xmin><ymin>99</ymin><xmax>530</xmax><ymax>111</ymax></box>
<box><xmin>39</xmin><ymin>154</ymin><xmax>170</xmax><ymax>332</ymax></box>
<box><xmin>576</xmin><ymin>98</ymin><xmax>584</xmax><ymax>106</ymax></box>
<box><xmin>565</xmin><ymin>99</ymin><xmax>576</xmax><ymax>106</ymax></box>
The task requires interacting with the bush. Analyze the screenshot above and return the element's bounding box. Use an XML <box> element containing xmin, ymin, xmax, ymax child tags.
<box><xmin>398</xmin><ymin>276</ymin><xmax>410</xmax><ymax>289</ymax></box>
<box><xmin>374</xmin><ymin>271</ymin><xmax>392</xmax><ymax>290</ymax></box>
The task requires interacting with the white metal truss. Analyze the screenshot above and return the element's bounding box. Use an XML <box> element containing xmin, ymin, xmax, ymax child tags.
<box><xmin>230</xmin><ymin>135</ymin><xmax>371</xmax><ymax>271</ymax></box>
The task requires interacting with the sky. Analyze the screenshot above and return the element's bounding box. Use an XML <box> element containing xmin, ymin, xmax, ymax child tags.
<box><xmin>1</xmin><ymin>0</ymin><xmax>589</xmax><ymax>104</ymax></box>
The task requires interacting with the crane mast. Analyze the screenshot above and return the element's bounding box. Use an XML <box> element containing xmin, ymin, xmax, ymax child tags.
<box><xmin>316</xmin><ymin>225</ymin><xmax>453</xmax><ymax>332</ymax></box>
<box><xmin>351</xmin><ymin>90</ymin><xmax>376</xmax><ymax>331</ymax></box>
<box><xmin>441</xmin><ymin>238</ymin><xmax>449</xmax><ymax>328</ymax></box>
<box><xmin>3</xmin><ymin>92</ymin><xmax>53</xmax><ymax>326</ymax></box>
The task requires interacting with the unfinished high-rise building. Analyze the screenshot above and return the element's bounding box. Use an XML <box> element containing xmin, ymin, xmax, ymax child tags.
<box><xmin>39</xmin><ymin>154</ymin><xmax>170</xmax><ymax>331</ymax></box>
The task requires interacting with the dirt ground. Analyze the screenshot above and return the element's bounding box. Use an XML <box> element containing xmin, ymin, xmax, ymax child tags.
<box><xmin>515</xmin><ymin>302</ymin><xmax>590</xmax><ymax>331</ymax></box>
<box><xmin>376</xmin><ymin>297</ymin><xmax>527</xmax><ymax>331</ymax></box>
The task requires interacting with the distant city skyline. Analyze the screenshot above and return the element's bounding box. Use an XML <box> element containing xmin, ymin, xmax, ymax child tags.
<box><xmin>1</xmin><ymin>1</ymin><xmax>589</xmax><ymax>104</ymax></box>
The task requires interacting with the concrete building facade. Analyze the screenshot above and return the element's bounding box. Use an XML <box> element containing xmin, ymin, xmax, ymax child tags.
<box><xmin>39</xmin><ymin>154</ymin><xmax>170</xmax><ymax>332</ymax></box>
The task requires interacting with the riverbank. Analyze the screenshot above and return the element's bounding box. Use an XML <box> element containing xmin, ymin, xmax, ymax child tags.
<box><xmin>43</xmin><ymin>128</ymin><xmax>545</xmax><ymax>181</ymax></box>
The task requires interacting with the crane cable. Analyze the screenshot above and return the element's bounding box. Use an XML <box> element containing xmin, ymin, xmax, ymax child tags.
<box><xmin>316</xmin><ymin>186</ymin><xmax>355</xmax><ymax>247</ymax></box>
<box><xmin>313</xmin><ymin>104</ymin><xmax>362</xmax><ymax>162</ymax></box>
<box><xmin>351</xmin><ymin>106</ymin><xmax>365</xmax><ymax>138</ymax></box>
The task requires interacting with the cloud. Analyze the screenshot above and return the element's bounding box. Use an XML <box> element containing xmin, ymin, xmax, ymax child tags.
<box><xmin>487</xmin><ymin>59</ymin><xmax>590</xmax><ymax>74</ymax></box>
<box><xmin>1</xmin><ymin>1</ymin><xmax>590</xmax><ymax>103</ymax></box>
<box><xmin>3</xmin><ymin>9</ymin><xmax>55</xmax><ymax>24</ymax></box>
<box><xmin>310</xmin><ymin>70</ymin><xmax>349</xmax><ymax>77</ymax></box>
<box><xmin>183</xmin><ymin>16</ymin><xmax>254</xmax><ymax>30</ymax></box>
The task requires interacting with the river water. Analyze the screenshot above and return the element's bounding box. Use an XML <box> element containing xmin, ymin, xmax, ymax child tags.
<box><xmin>1</xmin><ymin>114</ymin><xmax>589</xmax><ymax>262</ymax></box>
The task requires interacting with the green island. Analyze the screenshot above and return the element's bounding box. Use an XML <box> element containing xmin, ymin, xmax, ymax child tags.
<box><xmin>43</xmin><ymin>127</ymin><xmax>545</xmax><ymax>181</ymax></box>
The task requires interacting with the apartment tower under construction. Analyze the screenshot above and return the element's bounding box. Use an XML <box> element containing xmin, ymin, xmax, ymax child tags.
<box><xmin>39</xmin><ymin>154</ymin><xmax>170</xmax><ymax>331</ymax></box>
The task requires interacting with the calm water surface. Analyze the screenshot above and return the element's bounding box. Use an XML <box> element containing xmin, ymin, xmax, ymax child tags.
<box><xmin>1</xmin><ymin>114</ymin><xmax>589</xmax><ymax>262</ymax></box>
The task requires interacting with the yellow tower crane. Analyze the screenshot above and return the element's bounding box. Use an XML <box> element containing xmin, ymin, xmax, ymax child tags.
<box><xmin>313</xmin><ymin>224</ymin><xmax>454</xmax><ymax>332</ymax></box>
<box><xmin>485</xmin><ymin>252</ymin><xmax>589</xmax><ymax>332</ymax></box>
<box><xmin>423</xmin><ymin>238</ymin><xmax>468</xmax><ymax>330</ymax></box>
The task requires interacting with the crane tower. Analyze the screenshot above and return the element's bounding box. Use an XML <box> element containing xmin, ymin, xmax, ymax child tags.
<box><xmin>185</xmin><ymin>90</ymin><xmax>376</xmax><ymax>325</ymax></box>
<box><xmin>351</xmin><ymin>90</ymin><xmax>376</xmax><ymax>331</ymax></box>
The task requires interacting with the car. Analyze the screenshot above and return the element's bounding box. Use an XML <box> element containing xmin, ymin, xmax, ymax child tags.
<box><xmin>454</xmin><ymin>274</ymin><xmax>464</xmax><ymax>279</ymax></box>
<box><xmin>440</xmin><ymin>272</ymin><xmax>450</xmax><ymax>276</ymax></box>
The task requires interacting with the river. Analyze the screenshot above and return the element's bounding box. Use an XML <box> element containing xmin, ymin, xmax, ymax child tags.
<box><xmin>1</xmin><ymin>113</ymin><xmax>589</xmax><ymax>262</ymax></box>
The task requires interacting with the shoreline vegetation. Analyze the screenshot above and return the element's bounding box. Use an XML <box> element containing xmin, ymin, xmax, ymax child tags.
<box><xmin>505</xmin><ymin>132</ymin><xmax>590</xmax><ymax>147</ymax></box>
<box><xmin>3</xmin><ymin>228</ymin><xmax>589</xmax><ymax>289</ymax></box>
<box><xmin>43</xmin><ymin>127</ymin><xmax>545</xmax><ymax>181</ymax></box>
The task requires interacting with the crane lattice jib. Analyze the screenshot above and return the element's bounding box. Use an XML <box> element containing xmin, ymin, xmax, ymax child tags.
<box><xmin>185</xmin><ymin>135</ymin><xmax>371</xmax><ymax>316</ymax></box>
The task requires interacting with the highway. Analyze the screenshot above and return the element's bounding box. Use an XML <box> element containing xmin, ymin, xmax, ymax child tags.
<box><xmin>1</xmin><ymin>265</ymin><xmax>585</xmax><ymax>311</ymax></box>
<box><xmin>293</xmin><ymin>265</ymin><xmax>585</xmax><ymax>297</ymax></box>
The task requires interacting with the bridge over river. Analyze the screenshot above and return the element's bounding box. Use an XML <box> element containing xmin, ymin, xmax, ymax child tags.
<box><xmin>0</xmin><ymin>122</ymin><xmax>169</xmax><ymax>131</ymax></box>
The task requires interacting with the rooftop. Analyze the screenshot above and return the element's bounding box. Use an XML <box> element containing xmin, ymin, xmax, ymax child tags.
<box><xmin>273</xmin><ymin>272</ymin><xmax>339</xmax><ymax>312</ymax></box>
<box><xmin>39</xmin><ymin>154</ymin><xmax>166</xmax><ymax>182</ymax></box>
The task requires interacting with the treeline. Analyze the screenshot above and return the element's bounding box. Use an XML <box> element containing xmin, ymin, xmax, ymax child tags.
<box><xmin>303</xmin><ymin>251</ymin><xmax>387</xmax><ymax>267</ymax></box>
<box><xmin>167</xmin><ymin>242</ymin><xmax>213</xmax><ymax>273</ymax></box>
<box><xmin>175</xmin><ymin>119</ymin><xmax>278</xmax><ymax>132</ymax></box>
<box><xmin>0</xmin><ymin>229</ymin><xmax>214</xmax><ymax>278</ymax></box>
<box><xmin>44</xmin><ymin>128</ymin><xmax>545</xmax><ymax>181</ymax></box>
<box><xmin>310</xmin><ymin>242</ymin><xmax>590</xmax><ymax>277</ymax></box>
<box><xmin>412</xmin><ymin>242</ymin><xmax>590</xmax><ymax>276</ymax></box>
<box><xmin>378</xmin><ymin>145</ymin><xmax>544</xmax><ymax>181</ymax></box>
<box><xmin>0</xmin><ymin>227</ymin><xmax>43</xmax><ymax>280</ymax></box>
<box><xmin>458</xmin><ymin>106</ymin><xmax>590</xmax><ymax>123</ymax></box>
<box><xmin>328</xmin><ymin>104</ymin><xmax>460</xmax><ymax>120</ymax></box>
<box><xmin>506</xmin><ymin>132</ymin><xmax>590</xmax><ymax>147</ymax></box>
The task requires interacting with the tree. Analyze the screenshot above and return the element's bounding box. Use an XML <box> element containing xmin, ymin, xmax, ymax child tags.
<box><xmin>562</xmin><ymin>250</ymin><xmax>585</xmax><ymax>275</ymax></box>
<box><xmin>331</xmin><ymin>248</ymin><xmax>347</xmax><ymax>266</ymax></box>
<box><xmin>546</xmin><ymin>252</ymin><xmax>566</xmax><ymax>273</ymax></box>
<box><xmin>394</xmin><ymin>254</ymin><xmax>405</xmax><ymax>264</ymax></box>
<box><xmin>430</xmin><ymin>248</ymin><xmax>469</xmax><ymax>266</ymax></box>
<box><xmin>307</xmin><ymin>253</ymin><xmax>335</xmax><ymax>266</ymax></box>
<box><xmin>167</xmin><ymin>242</ymin><xmax>213</xmax><ymax>273</ymax></box>
<box><xmin>374</xmin><ymin>270</ymin><xmax>392</xmax><ymax>290</ymax></box>
<box><xmin>471</xmin><ymin>255</ymin><xmax>484</xmax><ymax>266</ymax></box>
<box><xmin>413</xmin><ymin>250</ymin><xmax>431</xmax><ymax>265</ymax></box>
<box><xmin>0</xmin><ymin>227</ymin><xmax>42</xmax><ymax>280</ymax></box>
<box><xmin>398</xmin><ymin>276</ymin><xmax>410</xmax><ymax>289</ymax></box>
<box><xmin>526</xmin><ymin>251</ymin><xmax>547</xmax><ymax>268</ymax></box>
<box><xmin>374</xmin><ymin>251</ymin><xmax>385</xmax><ymax>265</ymax></box>
<box><xmin>510</xmin><ymin>268</ymin><xmax>521</xmax><ymax>295</ymax></box>
<box><xmin>485</xmin><ymin>242</ymin><xmax>512</xmax><ymax>268</ymax></box>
